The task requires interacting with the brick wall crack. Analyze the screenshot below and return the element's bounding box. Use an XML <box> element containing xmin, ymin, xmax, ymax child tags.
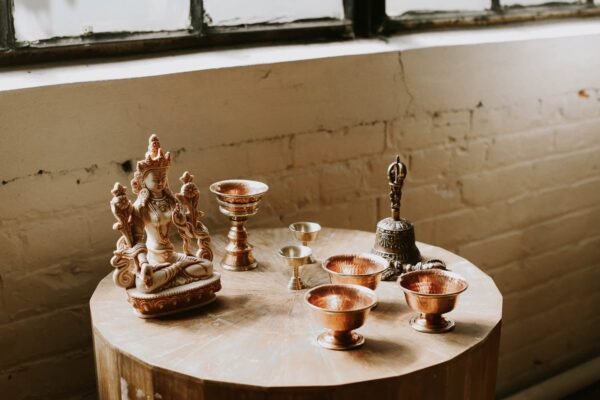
<box><xmin>397</xmin><ymin>52</ymin><xmax>415</xmax><ymax>117</ymax></box>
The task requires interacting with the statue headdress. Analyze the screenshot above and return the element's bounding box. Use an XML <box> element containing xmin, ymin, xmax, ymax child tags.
<box><xmin>131</xmin><ymin>134</ymin><xmax>171</xmax><ymax>195</ymax></box>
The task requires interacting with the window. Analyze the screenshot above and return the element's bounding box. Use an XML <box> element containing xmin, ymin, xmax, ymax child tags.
<box><xmin>12</xmin><ymin>0</ymin><xmax>191</xmax><ymax>42</ymax></box>
<box><xmin>387</xmin><ymin>0</ymin><xmax>490</xmax><ymax>15</ymax></box>
<box><xmin>386</xmin><ymin>1</ymin><xmax>598</xmax><ymax>30</ymax></box>
<box><xmin>1</xmin><ymin>1</ymin><xmax>598</xmax><ymax>65</ymax></box>
<box><xmin>204</xmin><ymin>0</ymin><xmax>345</xmax><ymax>26</ymax></box>
<box><xmin>0</xmin><ymin>0</ymin><xmax>351</xmax><ymax>64</ymax></box>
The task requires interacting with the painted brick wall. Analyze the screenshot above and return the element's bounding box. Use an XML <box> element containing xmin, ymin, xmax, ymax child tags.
<box><xmin>0</xmin><ymin>33</ymin><xmax>599</xmax><ymax>399</ymax></box>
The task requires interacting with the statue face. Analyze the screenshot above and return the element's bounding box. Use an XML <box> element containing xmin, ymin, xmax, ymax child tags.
<box><xmin>144</xmin><ymin>169</ymin><xmax>167</xmax><ymax>195</ymax></box>
<box><xmin>150</xmin><ymin>141</ymin><xmax>160</xmax><ymax>156</ymax></box>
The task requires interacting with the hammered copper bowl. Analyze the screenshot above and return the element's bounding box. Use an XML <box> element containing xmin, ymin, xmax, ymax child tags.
<box><xmin>398</xmin><ymin>269</ymin><xmax>468</xmax><ymax>333</ymax></box>
<box><xmin>209</xmin><ymin>179</ymin><xmax>269</xmax><ymax>198</ymax></box>
<box><xmin>209</xmin><ymin>179</ymin><xmax>269</xmax><ymax>216</ymax></box>
<box><xmin>323</xmin><ymin>253</ymin><xmax>388</xmax><ymax>290</ymax></box>
<box><xmin>305</xmin><ymin>284</ymin><xmax>377</xmax><ymax>350</ymax></box>
<box><xmin>209</xmin><ymin>179</ymin><xmax>269</xmax><ymax>271</ymax></box>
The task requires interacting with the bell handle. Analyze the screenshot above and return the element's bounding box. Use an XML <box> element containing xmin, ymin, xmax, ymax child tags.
<box><xmin>387</xmin><ymin>155</ymin><xmax>407</xmax><ymax>221</ymax></box>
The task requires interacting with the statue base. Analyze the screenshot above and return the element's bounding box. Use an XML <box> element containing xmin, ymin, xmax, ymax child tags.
<box><xmin>126</xmin><ymin>273</ymin><xmax>221</xmax><ymax>318</ymax></box>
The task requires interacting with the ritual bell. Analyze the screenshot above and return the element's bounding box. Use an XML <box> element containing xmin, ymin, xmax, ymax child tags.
<box><xmin>372</xmin><ymin>156</ymin><xmax>445</xmax><ymax>281</ymax></box>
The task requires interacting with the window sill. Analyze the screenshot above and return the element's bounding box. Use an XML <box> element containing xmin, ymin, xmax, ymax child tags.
<box><xmin>1</xmin><ymin>17</ymin><xmax>599</xmax><ymax>93</ymax></box>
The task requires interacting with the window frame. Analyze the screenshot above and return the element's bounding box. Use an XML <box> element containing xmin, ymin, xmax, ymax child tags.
<box><xmin>0</xmin><ymin>0</ymin><xmax>598</xmax><ymax>66</ymax></box>
<box><xmin>0</xmin><ymin>0</ymin><xmax>354</xmax><ymax>66</ymax></box>
<box><xmin>0</xmin><ymin>0</ymin><xmax>14</xmax><ymax>49</ymax></box>
<box><xmin>384</xmin><ymin>1</ymin><xmax>600</xmax><ymax>33</ymax></box>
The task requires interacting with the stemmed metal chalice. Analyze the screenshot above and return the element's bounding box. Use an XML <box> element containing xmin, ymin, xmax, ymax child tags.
<box><xmin>210</xmin><ymin>179</ymin><xmax>269</xmax><ymax>271</ymax></box>
<box><xmin>278</xmin><ymin>245</ymin><xmax>312</xmax><ymax>290</ymax></box>
<box><xmin>289</xmin><ymin>222</ymin><xmax>321</xmax><ymax>264</ymax></box>
<box><xmin>399</xmin><ymin>269</ymin><xmax>468</xmax><ymax>333</ymax></box>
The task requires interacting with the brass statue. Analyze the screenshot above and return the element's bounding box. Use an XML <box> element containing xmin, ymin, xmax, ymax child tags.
<box><xmin>110</xmin><ymin>135</ymin><xmax>221</xmax><ymax>317</ymax></box>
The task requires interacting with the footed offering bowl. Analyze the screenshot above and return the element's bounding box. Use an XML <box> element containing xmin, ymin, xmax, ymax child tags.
<box><xmin>278</xmin><ymin>245</ymin><xmax>312</xmax><ymax>290</ymax></box>
<box><xmin>289</xmin><ymin>222</ymin><xmax>321</xmax><ymax>245</ymax></box>
<box><xmin>323</xmin><ymin>253</ymin><xmax>388</xmax><ymax>290</ymax></box>
<box><xmin>305</xmin><ymin>284</ymin><xmax>377</xmax><ymax>350</ymax></box>
<box><xmin>398</xmin><ymin>269</ymin><xmax>468</xmax><ymax>333</ymax></box>
<box><xmin>210</xmin><ymin>179</ymin><xmax>269</xmax><ymax>271</ymax></box>
<box><xmin>289</xmin><ymin>222</ymin><xmax>321</xmax><ymax>263</ymax></box>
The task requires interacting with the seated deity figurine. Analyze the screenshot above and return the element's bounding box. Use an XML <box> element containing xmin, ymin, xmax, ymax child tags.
<box><xmin>110</xmin><ymin>134</ymin><xmax>221</xmax><ymax>317</ymax></box>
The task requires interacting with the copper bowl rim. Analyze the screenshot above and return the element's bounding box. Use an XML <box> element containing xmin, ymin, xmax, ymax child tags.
<box><xmin>398</xmin><ymin>269</ymin><xmax>469</xmax><ymax>298</ymax></box>
<box><xmin>209</xmin><ymin>179</ymin><xmax>269</xmax><ymax>197</ymax></box>
<box><xmin>277</xmin><ymin>245</ymin><xmax>312</xmax><ymax>260</ymax></box>
<box><xmin>289</xmin><ymin>221</ymin><xmax>322</xmax><ymax>234</ymax></box>
<box><xmin>322</xmin><ymin>253</ymin><xmax>388</xmax><ymax>278</ymax></box>
<box><xmin>304</xmin><ymin>284</ymin><xmax>377</xmax><ymax>314</ymax></box>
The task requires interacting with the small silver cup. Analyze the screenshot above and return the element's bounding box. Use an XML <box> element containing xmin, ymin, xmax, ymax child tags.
<box><xmin>278</xmin><ymin>245</ymin><xmax>312</xmax><ymax>290</ymax></box>
<box><xmin>289</xmin><ymin>222</ymin><xmax>321</xmax><ymax>264</ymax></box>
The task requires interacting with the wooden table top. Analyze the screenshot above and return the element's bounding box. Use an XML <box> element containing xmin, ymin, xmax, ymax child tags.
<box><xmin>90</xmin><ymin>227</ymin><xmax>502</xmax><ymax>389</ymax></box>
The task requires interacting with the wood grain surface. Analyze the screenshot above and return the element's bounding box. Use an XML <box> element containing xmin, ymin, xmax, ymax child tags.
<box><xmin>91</xmin><ymin>227</ymin><xmax>502</xmax><ymax>400</ymax></box>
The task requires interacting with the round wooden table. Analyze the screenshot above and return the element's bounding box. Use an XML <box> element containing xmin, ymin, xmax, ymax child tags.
<box><xmin>91</xmin><ymin>228</ymin><xmax>502</xmax><ymax>400</ymax></box>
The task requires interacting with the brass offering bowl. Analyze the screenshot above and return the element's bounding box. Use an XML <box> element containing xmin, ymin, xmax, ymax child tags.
<box><xmin>322</xmin><ymin>253</ymin><xmax>388</xmax><ymax>290</ymax></box>
<box><xmin>209</xmin><ymin>179</ymin><xmax>269</xmax><ymax>271</ymax></box>
<box><xmin>289</xmin><ymin>222</ymin><xmax>321</xmax><ymax>245</ymax></box>
<box><xmin>278</xmin><ymin>245</ymin><xmax>312</xmax><ymax>290</ymax></box>
<box><xmin>289</xmin><ymin>222</ymin><xmax>321</xmax><ymax>263</ymax></box>
<box><xmin>398</xmin><ymin>269</ymin><xmax>468</xmax><ymax>333</ymax></box>
<box><xmin>305</xmin><ymin>284</ymin><xmax>377</xmax><ymax>350</ymax></box>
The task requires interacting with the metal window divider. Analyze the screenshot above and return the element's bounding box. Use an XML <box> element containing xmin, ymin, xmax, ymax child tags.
<box><xmin>0</xmin><ymin>0</ymin><xmax>15</xmax><ymax>49</ymax></box>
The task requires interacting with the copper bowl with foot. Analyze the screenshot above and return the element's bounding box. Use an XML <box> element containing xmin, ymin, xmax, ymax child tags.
<box><xmin>210</xmin><ymin>179</ymin><xmax>268</xmax><ymax>272</ymax></box>
<box><xmin>322</xmin><ymin>253</ymin><xmax>388</xmax><ymax>290</ymax></box>
<box><xmin>305</xmin><ymin>284</ymin><xmax>377</xmax><ymax>350</ymax></box>
<box><xmin>398</xmin><ymin>269</ymin><xmax>468</xmax><ymax>333</ymax></box>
